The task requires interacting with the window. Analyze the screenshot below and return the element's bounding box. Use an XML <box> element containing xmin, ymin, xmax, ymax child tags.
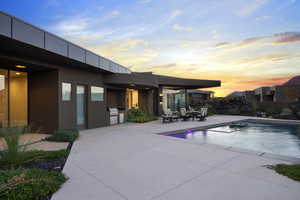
<box><xmin>91</xmin><ymin>86</ymin><xmax>104</xmax><ymax>101</ymax></box>
<box><xmin>62</xmin><ymin>82</ymin><xmax>71</xmax><ymax>101</ymax></box>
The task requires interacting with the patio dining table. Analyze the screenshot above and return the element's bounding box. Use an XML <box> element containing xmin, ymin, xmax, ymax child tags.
<box><xmin>187</xmin><ymin>111</ymin><xmax>201</xmax><ymax>120</ymax></box>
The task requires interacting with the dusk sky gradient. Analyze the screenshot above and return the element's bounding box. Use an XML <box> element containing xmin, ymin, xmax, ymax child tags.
<box><xmin>1</xmin><ymin>0</ymin><xmax>300</xmax><ymax>96</ymax></box>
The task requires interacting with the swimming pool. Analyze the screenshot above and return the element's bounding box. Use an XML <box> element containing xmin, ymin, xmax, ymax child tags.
<box><xmin>164</xmin><ymin>120</ymin><xmax>300</xmax><ymax>158</ymax></box>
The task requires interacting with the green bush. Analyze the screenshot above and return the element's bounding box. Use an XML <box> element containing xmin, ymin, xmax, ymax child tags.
<box><xmin>46</xmin><ymin>128</ymin><xmax>79</xmax><ymax>142</ymax></box>
<box><xmin>0</xmin><ymin>149</ymin><xmax>69</xmax><ymax>169</ymax></box>
<box><xmin>273</xmin><ymin>164</ymin><xmax>300</xmax><ymax>182</ymax></box>
<box><xmin>223</xmin><ymin>108</ymin><xmax>240</xmax><ymax>115</ymax></box>
<box><xmin>206</xmin><ymin>104</ymin><xmax>215</xmax><ymax>116</ymax></box>
<box><xmin>127</xmin><ymin>108</ymin><xmax>157</xmax><ymax>123</ymax></box>
<box><xmin>0</xmin><ymin>169</ymin><xmax>67</xmax><ymax>200</ymax></box>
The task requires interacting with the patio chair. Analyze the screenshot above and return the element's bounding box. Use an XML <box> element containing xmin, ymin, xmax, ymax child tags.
<box><xmin>162</xmin><ymin>109</ymin><xmax>179</xmax><ymax>123</ymax></box>
<box><xmin>169</xmin><ymin>109</ymin><xmax>179</xmax><ymax>122</ymax></box>
<box><xmin>162</xmin><ymin>109</ymin><xmax>172</xmax><ymax>123</ymax></box>
<box><xmin>180</xmin><ymin>108</ymin><xmax>191</xmax><ymax>121</ymax></box>
<box><xmin>188</xmin><ymin>105</ymin><xmax>195</xmax><ymax>112</ymax></box>
<box><xmin>196</xmin><ymin>107</ymin><xmax>208</xmax><ymax>121</ymax></box>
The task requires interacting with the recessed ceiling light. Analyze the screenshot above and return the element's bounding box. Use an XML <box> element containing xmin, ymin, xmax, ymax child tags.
<box><xmin>16</xmin><ymin>65</ymin><xmax>26</xmax><ymax>69</ymax></box>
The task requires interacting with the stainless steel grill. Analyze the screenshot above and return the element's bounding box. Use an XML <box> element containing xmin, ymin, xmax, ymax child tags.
<box><xmin>109</xmin><ymin>108</ymin><xmax>119</xmax><ymax>125</ymax></box>
<box><xmin>109</xmin><ymin>108</ymin><xmax>119</xmax><ymax>116</ymax></box>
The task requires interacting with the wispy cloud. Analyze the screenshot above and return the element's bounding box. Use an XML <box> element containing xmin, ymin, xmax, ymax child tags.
<box><xmin>173</xmin><ymin>24</ymin><xmax>192</xmax><ymax>31</ymax></box>
<box><xmin>100</xmin><ymin>10</ymin><xmax>120</xmax><ymax>22</ymax></box>
<box><xmin>92</xmin><ymin>39</ymin><xmax>157</xmax><ymax>68</ymax></box>
<box><xmin>273</xmin><ymin>32</ymin><xmax>300</xmax><ymax>44</ymax></box>
<box><xmin>45</xmin><ymin>0</ymin><xmax>60</xmax><ymax>8</ymax></box>
<box><xmin>213</xmin><ymin>42</ymin><xmax>230</xmax><ymax>48</ymax></box>
<box><xmin>212</xmin><ymin>32</ymin><xmax>300</xmax><ymax>49</ymax></box>
<box><xmin>230</xmin><ymin>53</ymin><xmax>299</xmax><ymax>65</ymax></box>
<box><xmin>240</xmin><ymin>76</ymin><xmax>293</xmax><ymax>87</ymax></box>
<box><xmin>255</xmin><ymin>15</ymin><xmax>272</xmax><ymax>21</ymax></box>
<box><xmin>211</xmin><ymin>30</ymin><xmax>220</xmax><ymax>39</ymax></box>
<box><xmin>143</xmin><ymin>63</ymin><xmax>177</xmax><ymax>71</ymax></box>
<box><xmin>238</xmin><ymin>0</ymin><xmax>269</xmax><ymax>16</ymax></box>
<box><xmin>178</xmin><ymin>40</ymin><xmax>211</xmax><ymax>47</ymax></box>
<box><xmin>138</xmin><ymin>0</ymin><xmax>152</xmax><ymax>3</ymax></box>
<box><xmin>169</xmin><ymin>9</ymin><xmax>182</xmax><ymax>20</ymax></box>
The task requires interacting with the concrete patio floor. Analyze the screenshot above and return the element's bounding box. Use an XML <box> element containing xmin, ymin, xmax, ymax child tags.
<box><xmin>52</xmin><ymin>115</ymin><xmax>300</xmax><ymax>200</ymax></box>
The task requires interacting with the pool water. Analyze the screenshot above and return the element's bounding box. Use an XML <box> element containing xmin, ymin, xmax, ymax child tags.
<box><xmin>167</xmin><ymin>122</ymin><xmax>300</xmax><ymax>158</ymax></box>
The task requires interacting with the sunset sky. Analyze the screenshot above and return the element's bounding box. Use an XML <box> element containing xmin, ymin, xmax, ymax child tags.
<box><xmin>1</xmin><ymin>0</ymin><xmax>300</xmax><ymax>96</ymax></box>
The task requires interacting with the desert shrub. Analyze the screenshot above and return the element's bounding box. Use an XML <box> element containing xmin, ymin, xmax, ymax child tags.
<box><xmin>205</xmin><ymin>104</ymin><xmax>215</xmax><ymax>116</ymax></box>
<box><xmin>0</xmin><ymin>149</ymin><xmax>69</xmax><ymax>168</ymax></box>
<box><xmin>0</xmin><ymin>126</ymin><xmax>27</xmax><ymax>169</ymax></box>
<box><xmin>127</xmin><ymin>108</ymin><xmax>157</xmax><ymax>123</ymax></box>
<box><xmin>265</xmin><ymin>104</ymin><xmax>282</xmax><ymax>116</ymax></box>
<box><xmin>223</xmin><ymin>107</ymin><xmax>240</xmax><ymax>115</ymax></box>
<box><xmin>23</xmin><ymin>123</ymin><xmax>42</xmax><ymax>134</ymax></box>
<box><xmin>46</xmin><ymin>128</ymin><xmax>79</xmax><ymax>142</ymax></box>
<box><xmin>289</xmin><ymin>101</ymin><xmax>300</xmax><ymax>120</ymax></box>
<box><xmin>0</xmin><ymin>169</ymin><xmax>67</xmax><ymax>200</ymax></box>
<box><xmin>252</xmin><ymin>102</ymin><xmax>285</xmax><ymax>118</ymax></box>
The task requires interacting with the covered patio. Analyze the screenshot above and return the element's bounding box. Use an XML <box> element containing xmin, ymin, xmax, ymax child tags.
<box><xmin>104</xmin><ymin>72</ymin><xmax>220</xmax><ymax>123</ymax></box>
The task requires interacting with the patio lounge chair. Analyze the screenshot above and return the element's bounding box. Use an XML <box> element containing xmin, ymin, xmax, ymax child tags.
<box><xmin>170</xmin><ymin>109</ymin><xmax>180</xmax><ymax>121</ymax></box>
<box><xmin>196</xmin><ymin>107</ymin><xmax>208</xmax><ymax>121</ymax></box>
<box><xmin>188</xmin><ymin>105</ymin><xmax>197</xmax><ymax>112</ymax></box>
<box><xmin>180</xmin><ymin>108</ymin><xmax>192</xmax><ymax>121</ymax></box>
<box><xmin>162</xmin><ymin>109</ymin><xmax>179</xmax><ymax>123</ymax></box>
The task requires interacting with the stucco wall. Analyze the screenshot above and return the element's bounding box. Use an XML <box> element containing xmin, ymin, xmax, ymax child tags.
<box><xmin>28</xmin><ymin>70</ymin><xmax>59</xmax><ymax>133</ymax></box>
<box><xmin>58</xmin><ymin>67</ymin><xmax>108</xmax><ymax>130</ymax></box>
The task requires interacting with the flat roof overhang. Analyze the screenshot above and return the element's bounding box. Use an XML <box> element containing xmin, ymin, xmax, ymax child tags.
<box><xmin>0</xmin><ymin>11</ymin><xmax>131</xmax><ymax>74</ymax></box>
<box><xmin>0</xmin><ymin>34</ymin><xmax>113</xmax><ymax>74</ymax></box>
<box><xmin>104</xmin><ymin>73</ymin><xmax>221</xmax><ymax>90</ymax></box>
<box><xmin>156</xmin><ymin>75</ymin><xmax>221</xmax><ymax>89</ymax></box>
<box><xmin>104</xmin><ymin>72</ymin><xmax>158</xmax><ymax>89</ymax></box>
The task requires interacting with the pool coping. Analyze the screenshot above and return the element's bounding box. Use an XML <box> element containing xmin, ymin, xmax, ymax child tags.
<box><xmin>156</xmin><ymin>118</ymin><xmax>300</xmax><ymax>164</ymax></box>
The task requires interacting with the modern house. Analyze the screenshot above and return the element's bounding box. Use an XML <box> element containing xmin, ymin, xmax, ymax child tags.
<box><xmin>226</xmin><ymin>76</ymin><xmax>300</xmax><ymax>104</ymax></box>
<box><xmin>0</xmin><ymin>11</ymin><xmax>221</xmax><ymax>133</ymax></box>
<box><xmin>252</xmin><ymin>85</ymin><xmax>300</xmax><ymax>104</ymax></box>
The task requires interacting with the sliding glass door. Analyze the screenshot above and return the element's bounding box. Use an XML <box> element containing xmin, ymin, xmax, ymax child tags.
<box><xmin>0</xmin><ymin>69</ymin><xmax>28</xmax><ymax>127</ymax></box>
<box><xmin>127</xmin><ymin>89</ymin><xmax>139</xmax><ymax>109</ymax></box>
<box><xmin>76</xmin><ymin>85</ymin><xmax>87</xmax><ymax>129</ymax></box>
<box><xmin>0</xmin><ymin>70</ymin><xmax>8</xmax><ymax>127</ymax></box>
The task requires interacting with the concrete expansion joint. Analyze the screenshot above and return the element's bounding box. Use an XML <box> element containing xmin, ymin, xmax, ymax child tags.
<box><xmin>149</xmin><ymin>154</ymin><xmax>241</xmax><ymax>200</ymax></box>
<box><xmin>71</xmin><ymin>162</ymin><xmax>130</xmax><ymax>200</ymax></box>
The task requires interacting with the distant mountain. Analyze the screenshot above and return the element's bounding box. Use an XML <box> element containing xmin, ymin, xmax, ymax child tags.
<box><xmin>226</xmin><ymin>91</ymin><xmax>244</xmax><ymax>98</ymax></box>
<box><xmin>282</xmin><ymin>76</ymin><xmax>300</xmax><ymax>86</ymax></box>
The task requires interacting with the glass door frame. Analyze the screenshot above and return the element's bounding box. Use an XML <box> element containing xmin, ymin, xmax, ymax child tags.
<box><xmin>0</xmin><ymin>69</ymin><xmax>28</xmax><ymax>127</ymax></box>
<box><xmin>76</xmin><ymin>84</ymin><xmax>87</xmax><ymax>130</ymax></box>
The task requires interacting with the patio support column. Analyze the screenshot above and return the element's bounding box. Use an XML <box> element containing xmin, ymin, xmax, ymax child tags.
<box><xmin>185</xmin><ymin>89</ymin><xmax>188</xmax><ymax>108</ymax></box>
<box><xmin>158</xmin><ymin>87</ymin><xmax>163</xmax><ymax>116</ymax></box>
